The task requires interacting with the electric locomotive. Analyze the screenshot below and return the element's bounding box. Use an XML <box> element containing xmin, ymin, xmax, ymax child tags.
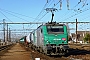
<box><xmin>30</xmin><ymin>22</ymin><xmax>69</xmax><ymax>55</ymax></box>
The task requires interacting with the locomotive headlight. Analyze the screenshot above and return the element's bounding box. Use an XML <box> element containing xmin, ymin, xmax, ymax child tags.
<box><xmin>46</xmin><ymin>40</ymin><xmax>50</xmax><ymax>44</ymax></box>
<box><xmin>47</xmin><ymin>40</ymin><xmax>49</xmax><ymax>43</ymax></box>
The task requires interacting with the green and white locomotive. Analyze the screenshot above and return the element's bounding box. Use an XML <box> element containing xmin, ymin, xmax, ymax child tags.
<box><xmin>30</xmin><ymin>22</ymin><xmax>69</xmax><ymax>55</ymax></box>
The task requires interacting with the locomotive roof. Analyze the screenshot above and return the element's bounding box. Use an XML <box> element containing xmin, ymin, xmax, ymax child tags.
<box><xmin>45</xmin><ymin>22</ymin><xmax>65</xmax><ymax>26</ymax></box>
<box><xmin>37</xmin><ymin>22</ymin><xmax>65</xmax><ymax>29</ymax></box>
<box><xmin>30</xmin><ymin>22</ymin><xmax>66</xmax><ymax>33</ymax></box>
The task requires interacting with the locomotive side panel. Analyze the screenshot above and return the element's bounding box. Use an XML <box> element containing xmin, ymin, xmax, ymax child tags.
<box><xmin>32</xmin><ymin>31</ymin><xmax>37</xmax><ymax>46</ymax></box>
<box><xmin>37</xmin><ymin>28</ymin><xmax>41</xmax><ymax>47</ymax></box>
<box><xmin>37</xmin><ymin>27</ymin><xmax>44</xmax><ymax>47</ymax></box>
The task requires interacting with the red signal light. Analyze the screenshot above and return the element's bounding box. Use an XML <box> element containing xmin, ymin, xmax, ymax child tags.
<box><xmin>62</xmin><ymin>38</ymin><xmax>66</xmax><ymax>41</ymax></box>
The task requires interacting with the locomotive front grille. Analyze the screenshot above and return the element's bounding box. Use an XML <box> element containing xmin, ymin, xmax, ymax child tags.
<box><xmin>46</xmin><ymin>44</ymin><xmax>56</xmax><ymax>46</ymax></box>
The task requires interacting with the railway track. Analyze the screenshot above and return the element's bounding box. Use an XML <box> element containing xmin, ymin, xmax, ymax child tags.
<box><xmin>0</xmin><ymin>44</ymin><xmax>14</xmax><ymax>52</ymax></box>
<box><xmin>24</xmin><ymin>44</ymin><xmax>90</xmax><ymax>60</ymax></box>
<box><xmin>1</xmin><ymin>43</ymin><xmax>87</xmax><ymax>60</ymax></box>
<box><xmin>0</xmin><ymin>43</ymin><xmax>32</xmax><ymax>60</ymax></box>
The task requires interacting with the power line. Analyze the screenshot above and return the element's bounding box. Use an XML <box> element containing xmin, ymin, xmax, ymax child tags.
<box><xmin>0</xmin><ymin>9</ymin><xmax>30</xmax><ymax>22</ymax></box>
<box><xmin>58</xmin><ymin>0</ymin><xmax>83</xmax><ymax>21</ymax></box>
<box><xmin>29</xmin><ymin>1</ymin><xmax>53</xmax><ymax>28</ymax></box>
<box><xmin>31</xmin><ymin>0</ymin><xmax>58</xmax><ymax>23</ymax></box>
<box><xmin>62</xmin><ymin>7</ymin><xmax>90</xmax><ymax>21</ymax></box>
<box><xmin>65</xmin><ymin>0</ymin><xmax>88</xmax><ymax>21</ymax></box>
<box><xmin>36</xmin><ymin>12</ymin><xmax>48</xmax><ymax>22</ymax></box>
<box><xmin>0</xmin><ymin>8</ymin><xmax>37</xmax><ymax>20</ymax></box>
<box><xmin>0</xmin><ymin>10</ymin><xmax>13</xmax><ymax>23</ymax></box>
<box><xmin>30</xmin><ymin>0</ymin><xmax>61</xmax><ymax>28</ymax></box>
<box><xmin>30</xmin><ymin>0</ymin><xmax>63</xmax><ymax>28</ymax></box>
<box><xmin>32</xmin><ymin>0</ymin><xmax>52</xmax><ymax>22</ymax></box>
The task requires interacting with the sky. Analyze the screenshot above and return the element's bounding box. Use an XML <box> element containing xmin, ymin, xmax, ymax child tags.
<box><xmin>0</xmin><ymin>0</ymin><xmax>90</xmax><ymax>39</ymax></box>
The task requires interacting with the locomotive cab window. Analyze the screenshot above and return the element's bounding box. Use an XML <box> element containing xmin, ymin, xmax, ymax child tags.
<box><xmin>41</xmin><ymin>29</ymin><xmax>42</xmax><ymax>33</ymax></box>
<box><xmin>47</xmin><ymin>25</ymin><xmax>64</xmax><ymax>34</ymax></box>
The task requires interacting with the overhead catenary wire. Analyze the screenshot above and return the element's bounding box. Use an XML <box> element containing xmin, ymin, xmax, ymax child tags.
<box><xmin>33</xmin><ymin>0</ymin><xmax>63</xmax><ymax>23</ymax></box>
<box><xmin>29</xmin><ymin>0</ymin><xmax>53</xmax><ymax>28</ymax></box>
<box><xmin>62</xmin><ymin>7</ymin><xmax>90</xmax><ymax>21</ymax></box>
<box><xmin>0</xmin><ymin>9</ymin><xmax>30</xmax><ymax>22</ymax></box>
<box><xmin>29</xmin><ymin>0</ymin><xmax>63</xmax><ymax>29</ymax></box>
<box><xmin>62</xmin><ymin>0</ymin><xmax>89</xmax><ymax>22</ymax></box>
<box><xmin>77</xmin><ymin>7</ymin><xmax>90</xmax><ymax>21</ymax></box>
<box><xmin>71</xmin><ymin>1</ymin><xmax>89</xmax><ymax>21</ymax></box>
<box><xmin>0</xmin><ymin>8</ymin><xmax>32</xmax><ymax>32</ymax></box>
<box><xmin>0</xmin><ymin>8</ymin><xmax>38</xmax><ymax>20</ymax></box>
<box><xmin>32</xmin><ymin>0</ymin><xmax>63</xmax><ymax>23</ymax></box>
<box><xmin>0</xmin><ymin>8</ymin><xmax>40</xmax><ymax>33</ymax></box>
<box><xmin>32</xmin><ymin>0</ymin><xmax>52</xmax><ymax>22</ymax></box>
<box><xmin>31</xmin><ymin>0</ymin><xmax>60</xmax><ymax>23</ymax></box>
<box><xmin>58</xmin><ymin>0</ymin><xmax>83</xmax><ymax>21</ymax></box>
<box><xmin>0</xmin><ymin>10</ymin><xmax>13</xmax><ymax>23</ymax></box>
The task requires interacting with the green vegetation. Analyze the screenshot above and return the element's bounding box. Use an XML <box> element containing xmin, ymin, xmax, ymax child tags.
<box><xmin>84</xmin><ymin>33</ymin><xmax>90</xmax><ymax>43</ymax></box>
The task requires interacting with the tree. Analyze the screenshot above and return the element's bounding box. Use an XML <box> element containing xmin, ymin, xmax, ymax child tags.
<box><xmin>84</xmin><ymin>33</ymin><xmax>90</xmax><ymax>43</ymax></box>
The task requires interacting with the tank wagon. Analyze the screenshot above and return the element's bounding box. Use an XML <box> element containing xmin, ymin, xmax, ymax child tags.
<box><xmin>29</xmin><ymin>22</ymin><xmax>69</xmax><ymax>55</ymax></box>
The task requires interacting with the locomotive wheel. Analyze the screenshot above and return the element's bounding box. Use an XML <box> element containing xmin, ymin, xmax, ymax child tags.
<box><xmin>39</xmin><ymin>48</ymin><xmax>43</xmax><ymax>53</ymax></box>
<box><xmin>43</xmin><ymin>49</ymin><xmax>47</xmax><ymax>55</ymax></box>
